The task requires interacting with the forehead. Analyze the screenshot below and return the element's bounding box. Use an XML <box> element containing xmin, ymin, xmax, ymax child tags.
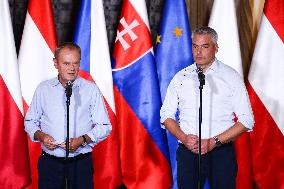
<box><xmin>57</xmin><ymin>47</ymin><xmax>80</xmax><ymax>59</ymax></box>
<box><xmin>192</xmin><ymin>34</ymin><xmax>214</xmax><ymax>44</ymax></box>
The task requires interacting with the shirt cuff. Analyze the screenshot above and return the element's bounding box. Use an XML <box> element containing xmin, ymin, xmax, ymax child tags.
<box><xmin>238</xmin><ymin>117</ymin><xmax>254</xmax><ymax>131</ymax></box>
<box><xmin>160</xmin><ymin>114</ymin><xmax>176</xmax><ymax>124</ymax></box>
<box><xmin>28</xmin><ymin>127</ymin><xmax>41</xmax><ymax>142</ymax></box>
<box><xmin>85</xmin><ymin>132</ymin><xmax>96</xmax><ymax>147</ymax></box>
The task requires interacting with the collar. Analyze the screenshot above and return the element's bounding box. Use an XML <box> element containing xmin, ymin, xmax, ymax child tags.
<box><xmin>50</xmin><ymin>76</ymin><xmax>80</xmax><ymax>88</ymax></box>
<box><xmin>207</xmin><ymin>59</ymin><xmax>219</xmax><ymax>73</ymax></box>
<box><xmin>194</xmin><ymin>59</ymin><xmax>220</xmax><ymax>74</ymax></box>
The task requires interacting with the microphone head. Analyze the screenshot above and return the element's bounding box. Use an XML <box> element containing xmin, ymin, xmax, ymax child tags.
<box><xmin>65</xmin><ymin>80</ymin><xmax>73</xmax><ymax>98</ymax></box>
<box><xmin>196</xmin><ymin>66</ymin><xmax>203</xmax><ymax>74</ymax></box>
<box><xmin>196</xmin><ymin>67</ymin><xmax>205</xmax><ymax>86</ymax></box>
<box><xmin>66</xmin><ymin>80</ymin><xmax>73</xmax><ymax>87</ymax></box>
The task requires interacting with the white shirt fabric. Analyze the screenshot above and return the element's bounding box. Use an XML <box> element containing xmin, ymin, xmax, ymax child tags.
<box><xmin>160</xmin><ymin>59</ymin><xmax>254</xmax><ymax>139</ymax></box>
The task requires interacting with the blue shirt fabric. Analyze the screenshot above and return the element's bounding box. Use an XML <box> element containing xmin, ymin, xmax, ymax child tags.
<box><xmin>25</xmin><ymin>76</ymin><xmax>112</xmax><ymax>157</ymax></box>
<box><xmin>160</xmin><ymin>59</ymin><xmax>254</xmax><ymax>139</ymax></box>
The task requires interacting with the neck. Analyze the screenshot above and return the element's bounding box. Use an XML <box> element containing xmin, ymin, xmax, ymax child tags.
<box><xmin>57</xmin><ymin>76</ymin><xmax>76</xmax><ymax>87</ymax></box>
<box><xmin>196</xmin><ymin>59</ymin><xmax>215</xmax><ymax>72</ymax></box>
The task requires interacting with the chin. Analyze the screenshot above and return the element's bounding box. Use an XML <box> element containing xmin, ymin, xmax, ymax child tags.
<box><xmin>67</xmin><ymin>76</ymin><xmax>77</xmax><ymax>81</ymax></box>
<box><xmin>196</xmin><ymin>62</ymin><xmax>204</xmax><ymax>66</ymax></box>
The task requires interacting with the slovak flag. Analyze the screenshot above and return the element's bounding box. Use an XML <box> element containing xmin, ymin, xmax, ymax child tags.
<box><xmin>247</xmin><ymin>0</ymin><xmax>284</xmax><ymax>188</ymax></box>
<box><xmin>112</xmin><ymin>0</ymin><xmax>172</xmax><ymax>188</ymax></box>
<box><xmin>73</xmin><ymin>0</ymin><xmax>122</xmax><ymax>188</ymax></box>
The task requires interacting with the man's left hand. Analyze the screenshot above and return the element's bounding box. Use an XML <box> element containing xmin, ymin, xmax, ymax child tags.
<box><xmin>69</xmin><ymin>137</ymin><xmax>84</xmax><ymax>152</ymax></box>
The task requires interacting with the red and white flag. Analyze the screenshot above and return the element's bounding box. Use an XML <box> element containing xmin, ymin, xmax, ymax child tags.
<box><xmin>209</xmin><ymin>1</ymin><xmax>253</xmax><ymax>189</ymax></box>
<box><xmin>18</xmin><ymin>0</ymin><xmax>57</xmax><ymax>188</ymax></box>
<box><xmin>247</xmin><ymin>0</ymin><xmax>284</xmax><ymax>188</ymax></box>
<box><xmin>0</xmin><ymin>0</ymin><xmax>31</xmax><ymax>188</ymax></box>
<box><xmin>208</xmin><ymin>0</ymin><xmax>243</xmax><ymax>76</ymax></box>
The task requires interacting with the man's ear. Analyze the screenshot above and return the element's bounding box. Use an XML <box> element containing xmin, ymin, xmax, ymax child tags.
<box><xmin>53</xmin><ymin>58</ymin><xmax>58</xmax><ymax>69</ymax></box>
<box><xmin>215</xmin><ymin>44</ymin><xmax>219</xmax><ymax>53</ymax></box>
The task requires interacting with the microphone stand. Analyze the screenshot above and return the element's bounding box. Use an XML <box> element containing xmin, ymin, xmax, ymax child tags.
<box><xmin>65</xmin><ymin>81</ymin><xmax>72</xmax><ymax>189</ymax></box>
<box><xmin>197</xmin><ymin>68</ymin><xmax>205</xmax><ymax>189</ymax></box>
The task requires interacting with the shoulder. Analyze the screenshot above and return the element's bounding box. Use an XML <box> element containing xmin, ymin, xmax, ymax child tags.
<box><xmin>36</xmin><ymin>77</ymin><xmax>57</xmax><ymax>91</ymax></box>
<box><xmin>30</xmin><ymin>78</ymin><xmax>58</xmax><ymax>99</ymax></box>
<box><xmin>215</xmin><ymin>60</ymin><xmax>246</xmax><ymax>92</ymax></box>
<box><xmin>76</xmin><ymin>77</ymin><xmax>93</xmax><ymax>86</ymax></box>
<box><xmin>76</xmin><ymin>77</ymin><xmax>101</xmax><ymax>93</ymax></box>
<box><xmin>173</xmin><ymin>64</ymin><xmax>195</xmax><ymax>81</ymax></box>
<box><xmin>217</xmin><ymin>60</ymin><xmax>242</xmax><ymax>82</ymax></box>
<box><xmin>169</xmin><ymin>64</ymin><xmax>195</xmax><ymax>87</ymax></box>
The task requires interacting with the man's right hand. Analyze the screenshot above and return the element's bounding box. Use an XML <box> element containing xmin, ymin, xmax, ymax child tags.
<box><xmin>182</xmin><ymin>134</ymin><xmax>199</xmax><ymax>152</ymax></box>
<box><xmin>34</xmin><ymin>130</ymin><xmax>57</xmax><ymax>150</ymax></box>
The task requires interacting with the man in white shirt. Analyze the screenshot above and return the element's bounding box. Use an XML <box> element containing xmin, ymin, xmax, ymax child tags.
<box><xmin>25</xmin><ymin>42</ymin><xmax>112</xmax><ymax>189</ymax></box>
<box><xmin>160</xmin><ymin>26</ymin><xmax>254</xmax><ymax>189</ymax></box>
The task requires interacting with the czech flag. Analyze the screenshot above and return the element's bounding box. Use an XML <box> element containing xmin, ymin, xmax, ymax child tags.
<box><xmin>73</xmin><ymin>0</ymin><xmax>122</xmax><ymax>188</ymax></box>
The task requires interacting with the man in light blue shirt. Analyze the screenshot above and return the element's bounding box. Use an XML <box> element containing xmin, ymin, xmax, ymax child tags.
<box><xmin>25</xmin><ymin>42</ymin><xmax>112</xmax><ymax>189</ymax></box>
<box><xmin>160</xmin><ymin>27</ymin><xmax>254</xmax><ymax>189</ymax></box>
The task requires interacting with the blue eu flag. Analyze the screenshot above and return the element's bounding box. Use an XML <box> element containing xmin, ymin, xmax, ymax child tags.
<box><xmin>155</xmin><ymin>1</ymin><xmax>211</xmax><ymax>188</ymax></box>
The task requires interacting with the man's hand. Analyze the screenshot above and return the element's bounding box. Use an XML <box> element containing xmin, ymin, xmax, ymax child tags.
<box><xmin>58</xmin><ymin>137</ymin><xmax>84</xmax><ymax>153</ymax></box>
<box><xmin>191</xmin><ymin>138</ymin><xmax>216</xmax><ymax>155</ymax></box>
<box><xmin>69</xmin><ymin>137</ymin><xmax>84</xmax><ymax>152</ymax></box>
<box><xmin>182</xmin><ymin>134</ymin><xmax>198</xmax><ymax>151</ymax></box>
<box><xmin>34</xmin><ymin>130</ymin><xmax>57</xmax><ymax>150</ymax></box>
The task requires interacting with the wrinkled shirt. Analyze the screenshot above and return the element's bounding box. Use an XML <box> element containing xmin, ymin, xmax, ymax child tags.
<box><xmin>25</xmin><ymin>77</ymin><xmax>112</xmax><ymax>157</ymax></box>
<box><xmin>160</xmin><ymin>59</ymin><xmax>254</xmax><ymax>139</ymax></box>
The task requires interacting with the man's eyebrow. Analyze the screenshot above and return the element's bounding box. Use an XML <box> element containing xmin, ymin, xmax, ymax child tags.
<box><xmin>192</xmin><ymin>43</ymin><xmax>210</xmax><ymax>46</ymax></box>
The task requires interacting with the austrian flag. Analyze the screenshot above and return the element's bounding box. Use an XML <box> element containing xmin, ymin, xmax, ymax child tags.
<box><xmin>247</xmin><ymin>0</ymin><xmax>284</xmax><ymax>188</ymax></box>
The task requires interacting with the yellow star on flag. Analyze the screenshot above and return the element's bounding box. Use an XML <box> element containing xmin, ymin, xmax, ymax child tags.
<box><xmin>173</xmin><ymin>26</ymin><xmax>183</xmax><ymax>37</ymax></box>
<box><xmin>156</xmin><ymin>34</ymin><xmax>161</xmax><ymax>44</ymax></box>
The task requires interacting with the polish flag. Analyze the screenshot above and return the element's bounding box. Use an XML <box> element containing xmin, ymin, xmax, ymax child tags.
<box><xmin>209</xmin><ymin>1</ymin><xmax>253</xmax><ymax>189</ymax></box>
<box><xmin>247</xmin><ymin>0</ymin><xmax>284</xmax><ymax>188</ymax></box>
<box><xmin>0</xmin><ymin>0</ymin><xmax>30</xmax><ymax>188</ymax></box>
<box><xmin>18</xmin><ymin>0</ymin><xmax>57</xmax><ymax>188</ymax></box>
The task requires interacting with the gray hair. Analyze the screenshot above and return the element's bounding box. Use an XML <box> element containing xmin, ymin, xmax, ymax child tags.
<box><xmin>54</xmin><ymin>42</ymin><xmax>81</xmax><ymax>59</ymax></box>
<box><xmin>192</xmin><ymin>26</ymin><xmax>218</xmax><ymax>44</ymax></box>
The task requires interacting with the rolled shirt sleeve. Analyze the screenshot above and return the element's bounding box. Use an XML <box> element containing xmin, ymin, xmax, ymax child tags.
<box><xmin>160</xmin><ymin>78</ymin><xmax>179</xmax><ymax>124</ymax></box>
<box><xmin>86</xmin><ymin>87</ymin><xmax>112</xmax><ymax>146</ymax></box>
<box><xmin>232</xmin><ymin>76</ymin><xmax>254</xmax><ymax>130</ymax></box>
<box><xmin>24</xmin><ymin>84</ymin><xmax>43</xmax><ymax>142</ymax></box>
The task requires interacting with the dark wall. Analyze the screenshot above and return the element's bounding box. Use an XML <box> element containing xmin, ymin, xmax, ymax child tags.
<box><xmin>8</xmin><ymin>0</ymin><xmax>262</xmax><ymax>79</ymax></box>
<box><xmin>8</xmin><ymin>0</ymin><xmax>164</xmax><ymax>54</ymax></box>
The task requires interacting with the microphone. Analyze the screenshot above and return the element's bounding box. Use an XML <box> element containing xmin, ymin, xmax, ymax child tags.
<box><xmin>196</xmin><ymin>67</ymin><xmax>205</xmax><ymax>87</ymax></box>
<box><xmin>65</xmin><ymin>80</ymin><xmax>73</xmax><ymax>99</ymax></box>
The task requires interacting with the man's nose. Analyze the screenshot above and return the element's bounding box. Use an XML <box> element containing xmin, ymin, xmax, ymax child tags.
<box><xmin>196</xmin><ymin>47</ymin><xmax>202</xmax><ymax>54</ymax></box>
<box><xmin>69</xmin><ymin>63</ymin><xmax>76</xmax><ymax>70</ymax></box>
